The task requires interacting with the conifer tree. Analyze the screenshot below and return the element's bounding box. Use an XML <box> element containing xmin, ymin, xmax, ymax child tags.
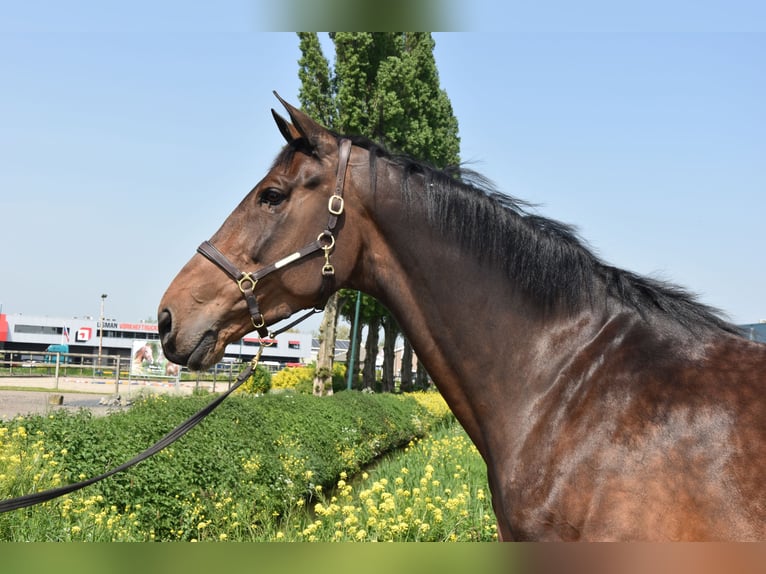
<box><xmin>297</xmin><ymin>33</ymin><xmax>336</xmax><ymax>128</ymax></box>
<box><xmin>295</xmin><ymin>33</ymin><xmax>460</xmax><ymax>392</ymax></box>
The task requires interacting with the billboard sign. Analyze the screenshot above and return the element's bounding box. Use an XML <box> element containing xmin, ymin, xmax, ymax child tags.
<box><xmin>130</xmin><ymin>340</ymin><xmax>180</xmax><ymax>378</ymax></box>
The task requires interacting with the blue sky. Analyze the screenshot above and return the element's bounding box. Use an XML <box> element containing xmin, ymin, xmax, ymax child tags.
<box><xmin>1</xmin><ymin>3</ymin><xmax>764</xmax><ymax>331</ymax></box>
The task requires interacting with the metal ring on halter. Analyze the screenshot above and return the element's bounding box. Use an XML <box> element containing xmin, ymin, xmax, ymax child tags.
<box><xmin>260</xmin><ymin>335</ymin><xmax>275</xmax><ymax>347</ymax></box>
<box><xmin>237</xmin><ymin>272</ymin><xmax>258</xmax><ymax>294</ymax></box>
<box><xmin>317</xmin><ymin>230</ymin><xmax>335</xmax><ymax>250</ymax></box>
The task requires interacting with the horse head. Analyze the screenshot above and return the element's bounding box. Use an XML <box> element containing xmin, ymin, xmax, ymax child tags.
<box><xmin>133</xmin><ymin>344</ymin><xmax>154</xmax><ymax>364</ymax></box>
<box><xmin>158</xmin><ymin>94</ymin><xmax>365</xmax><ymax>370</ymax></box>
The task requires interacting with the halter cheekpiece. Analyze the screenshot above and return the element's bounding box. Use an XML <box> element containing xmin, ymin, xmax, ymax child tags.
<box><xmin>197</xmin><ymin>138</ymin><xmax>352</xmax><ymax>338</ymax></box>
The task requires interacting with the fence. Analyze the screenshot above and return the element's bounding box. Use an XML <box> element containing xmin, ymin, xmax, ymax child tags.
<box><xmin>0</xmin><ymin>349</ymin><xmax>248</xmax><ymax>396</ymax></box>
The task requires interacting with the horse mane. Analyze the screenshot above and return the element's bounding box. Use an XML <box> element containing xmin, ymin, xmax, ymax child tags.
<box><xmin>342</xmin><ymin>135</ymin><xmax>741</xmax><ymax>336</ymax></box>
<box><xmin>273</xmin><ymin>133</ymin><xmax>740</xmax><ymax>335</ymax></box>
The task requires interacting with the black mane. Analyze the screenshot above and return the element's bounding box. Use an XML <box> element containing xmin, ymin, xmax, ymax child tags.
<box><xmin>341</xmin><ymin>135</ymin><xmax>740</xmax><ymax>336</ymax></box>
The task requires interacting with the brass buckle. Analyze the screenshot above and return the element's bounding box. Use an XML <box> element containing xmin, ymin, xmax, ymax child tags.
<box><xmin>328</xmin><ymin>194</ymin><xmax>344</xmax><ymax>216</ymax></box>
<box><xmin>251</xmin><ymin>313</ymin><xmax>265</xmax><ymax>329</ymax></box>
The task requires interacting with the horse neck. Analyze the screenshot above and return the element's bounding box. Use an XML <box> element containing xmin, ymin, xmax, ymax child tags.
<box><xmin>347</xmin><ymin>162</ymin><xmax>609</xmax><ymax>453</ymax></box>
<box><xmin>355</xmin><ymin>205</ymin><xmax>600</xmax><ymax>370</ymax></box>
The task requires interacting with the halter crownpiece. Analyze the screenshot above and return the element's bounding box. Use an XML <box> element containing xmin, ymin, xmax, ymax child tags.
<box><xmin>197</xmin><ymin>138</ymin><xmax>352</xmax><ymax>337</ymax></box>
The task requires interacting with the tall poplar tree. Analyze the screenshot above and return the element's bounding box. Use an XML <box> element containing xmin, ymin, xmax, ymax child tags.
<box><xmin>295</xmin><ymin>33</ymin><xmax>460</xmax><ymax>392</ymax></box>
<box><xmin>373</xmin><ymin>33</ymin><xmax>459</xmax><ymax>165</ymax></box>
<box><xmin>297</xmin><ymin>33</ymin><xmax>336</xmax><ymax>128</ymax></box>
<box><xmin>368</xmin><ymin>33</ymin><xmax>459</xmax><ymax>392</ymax></box>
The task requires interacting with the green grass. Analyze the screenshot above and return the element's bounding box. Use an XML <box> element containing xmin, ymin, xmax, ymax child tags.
<box><xmin>0</xmin><ymin>390</ymin><xmax>495</xmax><ymax>541</ymax></box>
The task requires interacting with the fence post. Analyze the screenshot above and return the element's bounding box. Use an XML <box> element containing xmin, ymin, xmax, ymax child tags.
<box><xmin>126</xmin><ymin>354</ymin><xmax>133</xmax><ymax>401</ymax></box>
<box><xmin>115</xmin><ymin>356</ymin><xmax>121</xmax><ymax>396</ymax></box>
<box><xmin>54</xmin><ymin>352</ymin><xmax>61</xmax><ymax>389</ymax></box>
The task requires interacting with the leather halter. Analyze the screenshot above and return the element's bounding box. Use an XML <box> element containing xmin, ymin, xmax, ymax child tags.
<box><xmin>197</xmin><ymin>138</ymin><xmax>352</xmax><ymax>338</ymax></box>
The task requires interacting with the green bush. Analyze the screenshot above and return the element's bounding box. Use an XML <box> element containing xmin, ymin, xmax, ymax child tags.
<box><xmin>236</xmin><ymin>365</ymin><xmax>271</xmax><ymax>395</ymax></box>
<box><xmin>0</xmin><ymin>390</ymin><xmax>453</xmax><ymax>541</ymax></box>
<box><xmin>271</xmin><ymin>365</ymin><xmax>313</xmax><ymax>391</ymax></box>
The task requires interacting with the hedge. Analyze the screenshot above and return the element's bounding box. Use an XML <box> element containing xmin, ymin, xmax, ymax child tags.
<box><xmin>0</xmin><ymin>390</ymin><xmax>454</xmax><ymax>540</ymax></box>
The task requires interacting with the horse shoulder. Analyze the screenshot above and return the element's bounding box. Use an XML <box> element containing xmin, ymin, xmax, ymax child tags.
<box><xmin>503</xmin><ymin>329</ymin><xmax>765</xmax><ymax>540</ymax></box>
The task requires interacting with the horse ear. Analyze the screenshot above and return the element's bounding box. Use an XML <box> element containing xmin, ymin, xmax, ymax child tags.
<box><xmin>271</xmin><ymin>109</ymin><xmax>301</xmax><ymax>143</ymax></box>
<box><xmin>273</xmin><ymin>91</ymin><xmax>335</xmax><ymax>156</ymax></box>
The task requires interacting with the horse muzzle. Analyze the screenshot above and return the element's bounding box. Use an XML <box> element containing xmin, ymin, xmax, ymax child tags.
<box><xmin>157</xmin><ymin>307</ymin><xmax>222</xmax><ymax>371</ymax></box>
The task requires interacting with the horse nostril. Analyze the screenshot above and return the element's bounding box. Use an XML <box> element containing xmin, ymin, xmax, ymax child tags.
<box><xmin>158</xmin><ymin>308</ymin><xmax>172</xmax><ymax>339</ymax></box>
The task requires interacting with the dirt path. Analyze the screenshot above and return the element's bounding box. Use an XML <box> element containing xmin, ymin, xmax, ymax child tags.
<box><xmin>0</xmin><ymin>375</ymin><xmax>226</xmax><ymax>421</ymax></box>
<box><xmin>0</xmin><ymin>390</ymin><xmax>124</xmax><ymax>421</ymax></box>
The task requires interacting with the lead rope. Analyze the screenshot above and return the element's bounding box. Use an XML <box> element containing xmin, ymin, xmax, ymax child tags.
<box><xmin>0</xmin><ymin>308</ymin><xmax>321</xmax><ymax>514</ymax></box>
<box><xmin>1</xmin><ymin>139</ymin><xmax>352</xmax><ymax>513</ymax></box>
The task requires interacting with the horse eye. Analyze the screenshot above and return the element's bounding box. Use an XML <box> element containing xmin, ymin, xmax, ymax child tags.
<box><xmin>259</xmin><ymin>188</ymin><xmax>286</xmax><ymax>206</ymax></box>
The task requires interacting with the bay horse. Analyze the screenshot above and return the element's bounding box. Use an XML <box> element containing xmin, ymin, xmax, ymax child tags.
<box><xmin>158</xmin><ymin>94</ymin><xmax>765</xmax><ymax>541</ymax></box>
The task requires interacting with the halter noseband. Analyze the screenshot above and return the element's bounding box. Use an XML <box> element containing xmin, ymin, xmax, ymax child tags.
<box><xmin>196</xmin><ymin>138</ymin><xmax>352</xmax><ymax>338</ymax></box>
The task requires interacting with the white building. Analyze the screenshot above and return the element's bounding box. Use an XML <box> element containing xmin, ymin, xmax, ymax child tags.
<box><xmin>0</xmin><ymin>312</ymin><xmax>312</xmax><ymax>368</ymax></box>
